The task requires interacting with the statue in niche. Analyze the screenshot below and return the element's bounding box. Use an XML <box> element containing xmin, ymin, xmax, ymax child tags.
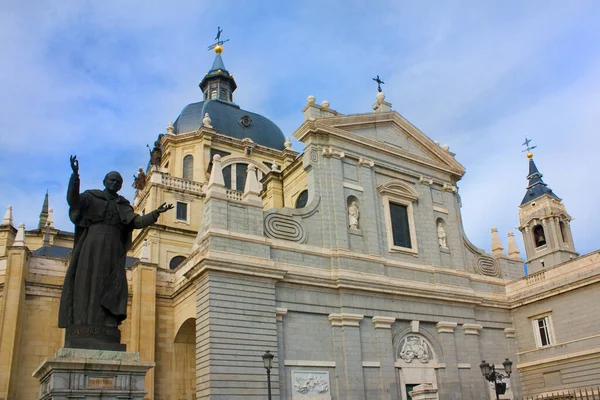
<box><xmin>348</xmin><ymin>200</ymin><xmax>360</xmax><ymax>230</ymax></box>
<box><xmin>132</xmin><ymin>167</ymin><xmax>146</xmax><ymax>191</ymax></box>
<box><xmin>437</xmin><ymin>222</ymin><xmax>447</xmax><ymax>248</ymax></box>
<box><xmin>58</xmin><ymin>155</ymin><xmax>173</xmax><ymax>350</ymax></box>
<box><xmin>399</xmin><ymin>335</ymin><xmax>430</xmax><ymax>363</ymax></box>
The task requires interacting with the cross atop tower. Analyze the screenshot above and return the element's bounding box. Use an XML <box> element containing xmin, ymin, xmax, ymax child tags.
<box><xmin>372</xmin><ymin>75</ymin><xmax>385</xmax><ymax>93</ymax></box>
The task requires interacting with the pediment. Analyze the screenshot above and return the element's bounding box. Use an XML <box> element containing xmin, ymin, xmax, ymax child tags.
<box><xmin>295</xmin><ymin>112</ymin><xmax>465</xmax><ymax>178</ymax></box>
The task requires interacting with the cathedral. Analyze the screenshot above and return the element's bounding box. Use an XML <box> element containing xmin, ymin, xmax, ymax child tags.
<box><xmin>0</xmin><ymin>42</ymin><xmax>599</xmax><ymax>400</ymax></box>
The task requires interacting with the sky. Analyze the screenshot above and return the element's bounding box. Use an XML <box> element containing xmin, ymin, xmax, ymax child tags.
<box><xmin>1</xmin><ymin>1</ymin><xmax>599</xmax><ymax>259</ymax></box>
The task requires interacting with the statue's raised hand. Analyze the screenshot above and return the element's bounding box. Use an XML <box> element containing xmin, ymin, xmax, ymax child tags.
<box><xmin>155</xmin><ymin>202</ymin><xmax>174</xmax><ymax>214</ymax></box>
<box><xmin>70</xmin><ymin>155</ymin><xmax>79</xmax><ymax>174</ymax></box>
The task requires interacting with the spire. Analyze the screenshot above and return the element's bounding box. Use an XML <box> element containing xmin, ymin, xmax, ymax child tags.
<box><xmin>39</xmin><ymin>191</ymin><xmax>49</xmax><ymax>229</ymax></box>
<box><xmin>520</xmin><ymin>138</ymin><xmax>558</xmax><ymax>205</ymax></box>
<box><xmin>2</xmin><ymin>205</ymin><xmax>12</xmax><ymax>226</ymax></box>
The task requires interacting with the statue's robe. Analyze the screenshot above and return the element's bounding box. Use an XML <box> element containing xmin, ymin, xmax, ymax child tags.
<box><xmin>58</xmin><ymin>173</ymin><xmax>158</xmax><ymax>328</ymax></box>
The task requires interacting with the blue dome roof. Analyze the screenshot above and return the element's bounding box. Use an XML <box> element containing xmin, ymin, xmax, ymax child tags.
<box><xmin>173</xmin><ymin>99</ymin><xmax>286</xmax><ymax>150</ymax></box>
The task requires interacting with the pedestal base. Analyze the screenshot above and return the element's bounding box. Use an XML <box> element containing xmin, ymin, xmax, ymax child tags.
<box><xmin>33</xmin><ymin>348</ymin><xmax>154</xmax><ymax>400</ymax></box>
<box><xmin>64</xmin><ymin>325</ymin><xmax>126</xmax><ymax>351</ymax></box>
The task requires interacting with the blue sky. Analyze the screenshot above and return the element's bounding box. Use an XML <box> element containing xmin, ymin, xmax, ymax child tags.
<box><xmin>1</xmin><ymin>1</ymin><xmax>599</xmax><ymax>258</ymax></box>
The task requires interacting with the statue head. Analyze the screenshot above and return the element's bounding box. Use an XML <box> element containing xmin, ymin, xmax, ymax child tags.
<box><xmin>103</xmin><ymin>171</ymin><xmax>123</xmax><ymax>194</ymax></box>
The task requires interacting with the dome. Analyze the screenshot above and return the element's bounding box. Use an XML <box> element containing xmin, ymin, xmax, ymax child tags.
<box><xmin>172</xmin><ymin>99</ymin><xmax>286</xmax><ymax>150</ymax></box>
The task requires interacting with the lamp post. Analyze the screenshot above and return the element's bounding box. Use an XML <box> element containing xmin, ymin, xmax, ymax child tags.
<box><xmin>479</xmin><ymin>358</ymin><xmax>513</xmax><ymax>400</ymax></box>
<box><xmin>262</xmin><ymin>350</ymin><xmax>274</xmax><ymax>400</ymax></box>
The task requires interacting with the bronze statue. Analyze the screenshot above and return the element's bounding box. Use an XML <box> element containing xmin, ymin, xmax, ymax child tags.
<box><xmin>58</xmin><ymin>155</ymin><xmax>173</xmax><ymax>350</ymax></box>
<box><xmin>133</xmin><ymin>167</ymin><xmax>147</xmax><ymax>190</ymax></box>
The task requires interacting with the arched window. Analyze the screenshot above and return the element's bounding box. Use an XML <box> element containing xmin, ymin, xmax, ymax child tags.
<box><xmin>169</xmin><ymin>256</ymin><xmax>186</xmax><ymax>270</ymax></box>
<box><xmin>296</xmin><ymin>190</ymin><xmax>309</xmax><ymax>208</ymax></box>
<box><xmin>559</xmin><ymin>221</ymin><xmax>567</xmax><ymax>243</ymax></box>
<box><xmin>210</xmin><ymin>89</ymin><xmax>218</xmax><ymax>100</ymax></box>
<box><xmin>183</xmin><ymin>155</ymin><xmax>193</xmax><ymax>180</ymax></box>
<box><xmin>219</xmin><ymin>88</ymin><xmax>228</xmax><ymax>101</ymax></box>
<box><xmin>222</xmin><ymin>163</ymin><xmax>259</xmax><ymax>192</ymax></box>
<box><xmin>533</xmin><ymin>225</ymin><xmax>546</xmax><ymax>247</ymax></box>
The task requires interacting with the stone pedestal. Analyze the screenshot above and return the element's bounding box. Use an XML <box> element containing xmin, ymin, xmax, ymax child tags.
<box><xmin>32</xmin><ymin>348</ymin><xmax>154</xmax><ymax>400</ymax></box>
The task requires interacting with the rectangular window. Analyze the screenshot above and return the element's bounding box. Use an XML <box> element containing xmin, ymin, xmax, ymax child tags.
<box><xmin>390</xmin><ymin>203</ymin><xmax>412</xmax><ymax>248</ymax></box>
<box><xmin>176</xmin><ymin>202</ymin><xmax>188</xmax><ymax>222</ymax></box>
<box><xmin>533</xmin><ymin>316</ymin><xmax>553</xmax><ymax>347</ymax></box>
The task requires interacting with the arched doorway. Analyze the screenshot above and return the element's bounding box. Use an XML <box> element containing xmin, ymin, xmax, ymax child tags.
<box><xmin>173</xmin><ymin>318</ymin><xmax>196</xmax><ymax>399</ymax></box>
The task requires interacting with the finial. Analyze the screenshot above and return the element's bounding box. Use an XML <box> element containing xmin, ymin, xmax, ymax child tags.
<box><xmin>307</xmin><ymin>95</ymin><xmax>316</xmax><ymax>105</ymax></box>
<box><xmin>271</xmin><ymin>162</ymin><xmax>279</xmax><ymax>172</ymax></box>
<box><xmin>376</xmin><ymin>91</ymin><xmax>385</xmax><ymax>104</ymax></box>
<box><xmin>507</xmin><ymin>231</ymin><xmax>522</xmax><ymax>260</ymax></box>
<box><xmin>14</xmin><ymin>223</ymin><xmax>25</xmax><ymax>247</ymax></box>
<box><xmin>203</xmin><ymin>113</ymin><xmax>213</xmax><ymax>128</ymax></box>
<box><xmin>522</xmin><ymin>136</ymin><xmax>536</xmax><ymax>159</ymax></box>
<box><xmin>491</xmin><ymin>227</ymin><xmax>505</xmax><ymax>256</ymax></box>
<box><xmin>2</xmin><ymin>205</ymin><xmax>12</xmax><ymax>226</ymax></box>
<box><xmin>47</xmin><ymin>208</ymin><xmax>55</xmax><ymax>228</ymax></box>
<box><xmin>321</xmin><ymin>100</ymin><xmax>330</xmax><ymax>110</ymax></box>
<box><xmin>373</xmin><ymin>75</ymin><xmax>385</xmax><ymax>92</ymax></box>
<box><xmin>208</xmin><ymin>26</ymin><xmax>229</xmax><ymax>53</ymax></box>
<box><xmin>167</xmin><ymin>122</ymin><xmax>175</xmax><ymax>135</ymax></box>
<box><xmin>140</xmin><ymin>240</ymin><xmax>150</xmax><ymax>262</ymax></box>
<box><xmin>284</xmin><ymin>137</ymin><xmax>292</xmax><ymax>150</ymax></box>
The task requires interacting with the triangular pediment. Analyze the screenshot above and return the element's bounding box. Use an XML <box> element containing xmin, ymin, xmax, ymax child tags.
<box><xmin>294</xmin><ymin>111</ymin><xmax>465</xmax><ymax>178</ymax></box>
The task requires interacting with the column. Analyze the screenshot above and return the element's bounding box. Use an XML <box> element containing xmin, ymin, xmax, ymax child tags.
<box><xmin>129</xmin><ymin>262</ymin><xmax>157</xmax><ymax>399</ymax></box>
<box><xmin>0</xmin><ymin>246</ymin><xmax>28</xmax><ymax>399</ymax></box>
<box><xmin>461</xmin><ymin>323</ymin><xmax>484</xmax><ymax>400</ymax></box>
<box><xmin>435</xmin><ymin>321</ymin><xmax>460</xmax><ymax>400</ymax></box>
<box><xmin>329</xmin><ymin>313</ymin><xmax>365</xmax><ymax>400</ymax></box>
<box><xmin>373</xmin><ymin>316</ymin><xmax>398</xmax><ymax>400</ymax></box>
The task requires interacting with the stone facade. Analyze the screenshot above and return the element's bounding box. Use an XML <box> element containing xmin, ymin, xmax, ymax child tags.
<box><xmin>0</xmin><ymin>54</ymin><xmax>597</xmax><ymax>400</ymax></box>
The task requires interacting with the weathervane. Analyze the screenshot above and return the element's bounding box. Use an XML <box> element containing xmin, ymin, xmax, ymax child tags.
<box><xmin>373</xmin><ymin>75</ymin><xmax>385</xmax><ymax>92</ymax></box>
<box><xmin>522</xmin><ymin>136</ymin><xmax>537</xmax><ymax>158</ymax></box>
<box><xmin>208</xmin><ymin>26</ymin><xmax>230</xmax><ymax>52</ymax></box>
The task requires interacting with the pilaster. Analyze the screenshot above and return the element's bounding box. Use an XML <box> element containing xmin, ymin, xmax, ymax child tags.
<box><xmin>0</xmin><ymin>245</ymin><xmax>29</xmax><ymax>400</ymax></box>
<box><xmin>372</xmin><ymin>316</ymin><xmax>398</xmax><ymax>400</ymax></box>
<box><xmin>461</xmin><ymin>324</ymin><xmax>484</xmax><ymax>400</ymax></box>
<box><xmin>276</xmin><ymin>308</ymin><xmax>287</xmax><ymax>398</ymax></box>
<box><xmin>435</xmin><ymin>322</ymin><xmax>460</xmax><ymax>400</ymax></box>
<box><xmin>329</xmin><ymin>313</ymin><xmax>365</xmax><ymax>400</ymax></box>
<box><xmin>129</xmin><ymin>262</ymin><xmax>157</xmax><ymax>399</ymax></box>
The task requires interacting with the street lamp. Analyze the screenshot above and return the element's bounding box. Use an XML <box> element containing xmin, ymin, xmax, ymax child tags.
<box><xmin>262</xmin><ymin>350</ymin><xmax>274</xmax><ymax>400</ymax></box>
<box><xmin>480</xmin><ymin>359</ymin><xmax>513</xmax><ymax>400</ymax></box>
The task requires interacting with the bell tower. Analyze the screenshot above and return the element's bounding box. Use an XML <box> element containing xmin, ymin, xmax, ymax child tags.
<box><xmin>518</xmin><ymin>140</ymin><xmax>577</xmax><ymax>274</ymax></box>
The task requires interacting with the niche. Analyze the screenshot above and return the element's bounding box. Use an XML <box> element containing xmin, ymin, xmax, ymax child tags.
<box><xmin>347</xmin><ymin>196</ymin><xmax>360</xmax><ymax>230</ymax></box>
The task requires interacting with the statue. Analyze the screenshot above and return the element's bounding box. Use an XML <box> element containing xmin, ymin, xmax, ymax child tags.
<box><xmin>149</xmin><ymin>135</ymin><xmax>163</xmax><ymax>167</ymax></box>
<box><xmin>132</xmin><ymin>167</ymin><xmax>146</xmax><ymax>191</ymax></box>
<box><xmin>348</xmin><ymin>201</ymin><xmax>360</xmax><ymax>230</ymax></box>
<box><xmin>58</xmin><ymin>155</ymin><xmax>173</xmax><ymax>350</ymax></box>
<box><xmin>437</xmin><ymin>222</ymin><xmax>447</xmax><ymax>248</ymax></box>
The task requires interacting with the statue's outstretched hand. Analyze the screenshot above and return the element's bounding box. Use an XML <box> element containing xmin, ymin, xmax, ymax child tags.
<box><xmin>156</xmin><ymin>203</ymin><xmax>174</xmax><ymax>214</ymax></box>
<box><xmin>70</xmin><ymin>155</ymin><xmax>79</xmax><ymax>174</ymax></box>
